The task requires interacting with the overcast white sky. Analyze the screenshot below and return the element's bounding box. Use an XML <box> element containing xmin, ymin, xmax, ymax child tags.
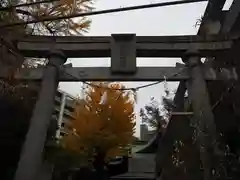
<box><xmin>59</xmin><ymin>0</ymin><xmax>234</xmax><ymax>136</ymax></box>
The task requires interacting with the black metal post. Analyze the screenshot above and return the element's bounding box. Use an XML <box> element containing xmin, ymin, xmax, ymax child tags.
<box><xmin>14</xmin><ymin>50</ymin><xmax>66</xmax><ymax>180</ymax></box>
<box><xmin>184</xmin><ymin>49</ymin><xmax>217</xmax><ymax>180</ymax></box>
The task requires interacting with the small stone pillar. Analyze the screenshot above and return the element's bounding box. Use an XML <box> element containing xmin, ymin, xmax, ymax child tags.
<box><xmin>183</xmin><ymin>49</ymin><xmax>217</xmax><ymax>180</ymax></box>
<box><xmin>14</xmin><ymin>50</ymin><xmax>67</xmax><ymax>180</ymax></box>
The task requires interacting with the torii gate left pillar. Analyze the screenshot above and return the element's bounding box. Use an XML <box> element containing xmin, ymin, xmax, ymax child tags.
<box><xmin>14</xmin><ymin>50</ymin><xmax>67</xmax><ymax>180</ymax></box>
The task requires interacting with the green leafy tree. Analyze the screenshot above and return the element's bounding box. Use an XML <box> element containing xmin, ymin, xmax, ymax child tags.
<box><xmin>140</xmin><ymin>95</ymin><xmax>175</xmax><ymax>132</ymax></box>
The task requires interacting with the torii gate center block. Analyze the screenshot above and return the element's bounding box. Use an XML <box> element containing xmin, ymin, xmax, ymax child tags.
<box><xmin>111</xmin><ymin>34</ymin><xmax>137</xmax><ymax>74</ymax></box>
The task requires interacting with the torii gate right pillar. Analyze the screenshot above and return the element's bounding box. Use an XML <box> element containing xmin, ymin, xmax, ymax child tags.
<box><xmin>184</xmin><ymin>49</ymin><xmax>218</xmax><ymax>180</ymax></box>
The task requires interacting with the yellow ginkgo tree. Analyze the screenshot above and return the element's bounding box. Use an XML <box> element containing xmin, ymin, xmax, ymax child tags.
<box><xmin>2</xmin><ymin>0</ymin><xmax>93</xmax><ymax>35</ymax></box>
<box><xmin>1</xmin><ymin>0</ymin><xmax>95</xmax><ymax>68</ymax></box>
<box><xmin>62</xmin><ymin>82</ymin><xmax>136</xmax><ymax>166</ymax></box>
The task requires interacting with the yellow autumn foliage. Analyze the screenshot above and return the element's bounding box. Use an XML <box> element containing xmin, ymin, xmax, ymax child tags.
<box><xmin>62</xmin><ymin>82</ymin><xmax>136</xmax><ymax>161</ymax></box>
<box><xmin>3</xmin><ymin>0</ymin><xmax>94</xmax><ymax>35</ymax></box>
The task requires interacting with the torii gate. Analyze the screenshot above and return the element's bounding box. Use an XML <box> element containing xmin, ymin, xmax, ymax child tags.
<box><xmin>7</xmin><ymin>33</ymin><xmax>238</xmax><ymax>180</ymax></box>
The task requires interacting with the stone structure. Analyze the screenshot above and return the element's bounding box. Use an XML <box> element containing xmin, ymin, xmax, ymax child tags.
<box><xmin>11</xmin><ymin>33</ymin><xmax>239</xmax><ymax>180</ymax></box>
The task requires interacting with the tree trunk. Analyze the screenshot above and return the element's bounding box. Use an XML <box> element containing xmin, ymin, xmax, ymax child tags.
<box><xmin>93</xmin><ymin>148</ymin><xmax>108</xmax><ymax>180</ymax></box>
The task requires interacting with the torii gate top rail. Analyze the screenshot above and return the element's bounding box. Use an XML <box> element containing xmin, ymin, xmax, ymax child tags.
<box><xmin>16</xmin><ymin>34</ymin><xmax>236</xmax><ymax>58</ymax></box>
<box><xmin>2</xmin><ymin>34</ymin><xmax>238</xmax><ymax>82</ymax></box>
